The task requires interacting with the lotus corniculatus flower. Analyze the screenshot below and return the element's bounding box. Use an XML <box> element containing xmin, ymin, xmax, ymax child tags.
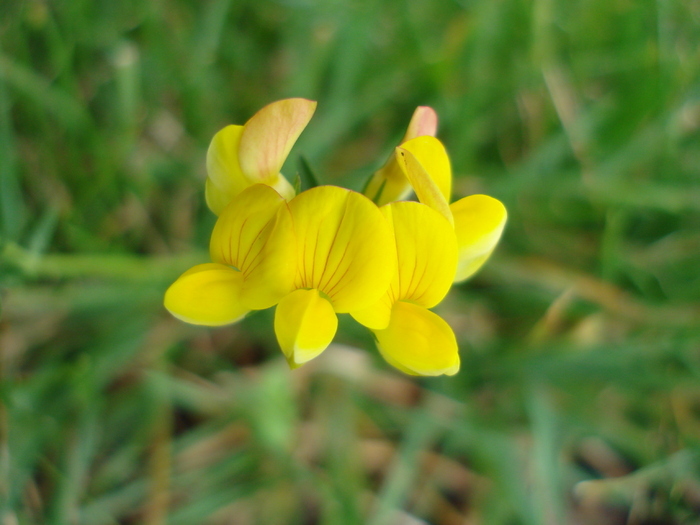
<box><xmin>205</xmin><ymin>98</ymin><xmax>317</xmax><ymax>215</ymax></box>
<box><xmin>164</xmin><ymin>100</ymin><xmax>507</xmax><ymax>377</ymax></box>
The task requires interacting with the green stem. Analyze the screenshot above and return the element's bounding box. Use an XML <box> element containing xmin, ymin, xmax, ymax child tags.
<box><xmin>1</xmin><ymin>242</ymin><xmax>206</xmax><ymax>282</ymax></box>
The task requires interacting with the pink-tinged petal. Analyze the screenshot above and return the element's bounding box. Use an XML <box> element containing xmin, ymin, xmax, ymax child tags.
<box><xmin>238</xmin><ymin>98</ymin><xmax>317</xmax><ymax>183</ymax></box>
<box><xmin>401</xmin><ymin>106</ymin><xmax>438</xmax><ymax>143</ymax></box>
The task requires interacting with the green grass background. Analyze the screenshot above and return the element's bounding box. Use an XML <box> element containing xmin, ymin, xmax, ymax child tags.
<box><xmin>1</xmin><ymin>0</ymin><xmax>700</xmax><ymax>523</ymax></box>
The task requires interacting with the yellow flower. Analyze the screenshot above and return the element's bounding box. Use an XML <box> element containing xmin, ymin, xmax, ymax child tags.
<box><xmin>363</xmin><ymin>106</ymin><xmax>438</xmax><ymax>206</ymax></box>
<box><xmin>350</xmin><ymin>201</ymin><xmax>460</xmax><ymax>376</ymax></box>
<box><xmin>164</xmin><ymin>184</ymin><xmax>296</xmax><ymax>325</ymax></box>
<box><xmin>205</xmin><ymin>98</ymin><xmax>317</xmax><ymax>215</ymax></box>
<box><xmin>273</xmin><ymin>186</ymin><xmax>395</xmax><ymax>368</ymax></box>
<box><xmin>395</xmin><ymin>136</ymin><xmax>507</xmax><ymax>283</ymax></box>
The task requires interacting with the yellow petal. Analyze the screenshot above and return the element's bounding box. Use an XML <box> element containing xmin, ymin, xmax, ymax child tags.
<box><xmin>164</xmin><ymin>263</ymin><xmax>248</xmax><ymax>326</ymax></box>
<box><xmin>269</xmin><ymin>173</ymin><xmax>296</xmax><ymax>201</ymax></box>
<box><xmin>363</xmin><ymin>107</ymin><xmax>438</xmax><ymax>206</ymax></box>
<box><xmin>399</xmin><ymin>136</ymin><xmax>451</xmax><ymax>203</ymax></box>
<box><xmin>363</xmin><ymin>162</ymin><xmax>412</xmax><ymax>206</ymax></box>
<box><xmin>374</xmin><ymin>301</ymin><xmax>460</xmax><ymax>376</ymax></box>
<box><xmin>238</xmin><ymin>98</ymin><xmax>317</xmax><ymax>183</ymax></box>
<box><xmin>395</xmin><ymin>146</ymin><xmax>453</xmax><ymax>225</ymax></box>
<box><xmin>206</xmin><ymin>125</ymin><xmax>249</xmax><ymax>215</ymax></box>
<box><xmin>274</xmin><ymin>288</ymin><xmax>338</xmax><ymax>367</ymax></box>
<box><xmin>382</xmin><ymin>201</ymin><xmax>457</xmax><ymax>308</ymax></box>
<box><xmin>210</xmin><ymin>184</ymin><xmax>296</xmax><ymax>309</ymax></box>
<box><xmin>451</xmin><ymin>194</ymin><xmax>507</xmax><ymax>283</ymax></box>
<box><xmin>349</xmin><ymin>293</ymin><xmax>393</xmax><ymax>330</ymax></box>
<box><xmin>401</xmin><ymin>106</ymin><xmax>438</xmax><ymax>143</ymax></box>
<box><xmin>288</xmin><ymin>186</ymin><xmax>395</xmax><ymax>313</ymax></box>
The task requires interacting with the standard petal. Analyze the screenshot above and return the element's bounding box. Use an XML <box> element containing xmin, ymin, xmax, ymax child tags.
<box><xmin>374</xmin><ymin>301</ymin><xmax>460</xmax><ymax>376</ymax></box>
<box><xmin>274</xmin><ymin>288</ymin><xmax>338</xmax><ymax>367</ymax></box>
<box><xmin>399</xmin><ymin>136</ymin><xmax>451</xmax><ymax>202</ymax></box>
<box><xmin>164</xmin><ymin>263</ymin><xmax>248</xmax><ymax>326</ymax></box>
<box><xmin>238</xmin><ymin>98</ymin><xmax>317</xmax><ymax>183</ymax></box>
<box><xmin>287</xmin><ymin>186</ymin><xmax>395</xmax><ymax>313</ymax></box>
<box><xmin>395</xmin><ymin>146</ymin><xmax>453</xmax><ymax>225</ymax></box>
<box><xmin>382</xmin><ymin>201</ymin><xmax>457</xmax><ymax>308</ymax></box>
<box><xmin>402</xmin><ymin>106</ymin><xmax>438</xmax><ymax>143</ymax></box>
<box><xmin>451</xmin><ymin>194</ymin><xmax>507</xmax><ymax>283</ymax></box>
<box><xmin>206</xmin><ymin>125</ymin><xmax>250</xmax><ymax>215</ymax></box>
<box><xmin>210</xmin><ymin>184</ymin><xmax>296</xmax><ymax>309</ymax></box>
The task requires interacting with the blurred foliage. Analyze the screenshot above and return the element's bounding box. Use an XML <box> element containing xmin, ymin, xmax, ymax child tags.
<box><xmin>1</xmin><ymin>0</ymin><xmax>700</xmax><ymax>523</ymax></box>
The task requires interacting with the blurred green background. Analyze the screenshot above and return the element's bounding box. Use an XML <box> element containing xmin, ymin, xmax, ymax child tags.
<box><xmin>2</xmin><ymin>0</ymin><xmax>700</xmax><ymax>523</ymax></box>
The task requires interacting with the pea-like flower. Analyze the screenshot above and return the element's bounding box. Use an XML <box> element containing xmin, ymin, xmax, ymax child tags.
<box><xmin>350</xmin><ymin>201</ymin><xmax>461</xmax><ymax>376</ymax></box>
<box><xmin>164</xmin><ymin>99</ymin><xmax>506</xmax><ymax>378</ymax></box>
<box><xmin>205</xmin><ymin>98</ymin><xmax>317</xmax><ymax>215</ymax></box>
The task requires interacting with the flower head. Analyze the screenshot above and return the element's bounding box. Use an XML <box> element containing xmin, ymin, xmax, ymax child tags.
<box><xmin>164</xmin><ymin>100</ymin><xmax>507</xmax><ymax>377</ymax></box>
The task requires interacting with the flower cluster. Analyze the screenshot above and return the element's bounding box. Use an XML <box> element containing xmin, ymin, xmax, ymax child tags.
<box><xmin>164</xmin><ymin>99</ymin><xmax>507</xmax><ymax>376</ymax></box>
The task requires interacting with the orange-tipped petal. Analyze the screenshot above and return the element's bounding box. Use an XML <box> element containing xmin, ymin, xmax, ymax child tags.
<box><xmin>238</xmin><ymin>98</ymin><xmax>317</xmax><ymax>183</ymax></box>
<box><xmin>402</xmin><ymin>106</ymin><xmax>438</xmax><ymax>143</ymax></box>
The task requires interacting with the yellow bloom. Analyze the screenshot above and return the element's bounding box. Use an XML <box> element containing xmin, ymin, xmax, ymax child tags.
<box><xmin>205</xmin><ymin>98</ymin><xmax>317</xmax><ymax>215</ymax></box>
<box><xmin>395</xmin><ymin>136</ymin><xmax>507</xmax><ymax>282</ymax></box>
<box><xmin>274</xmin><ymin>186</ymin><xmax>395</xmax><ymax>368</ymax></box>
<box><xmin>364</xmin><ymin>106</ymin><xmax>438</xmax><ymax>206</ymax></box>
<box><xmin>350</xmin><ymin>201</ymin><xmax>460</xmax><ymax>376</ymax></box>
<box><xmin>164</xmin><ymin>184</ymin><xmax>296</xmax><ymax>325</ymax></box>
